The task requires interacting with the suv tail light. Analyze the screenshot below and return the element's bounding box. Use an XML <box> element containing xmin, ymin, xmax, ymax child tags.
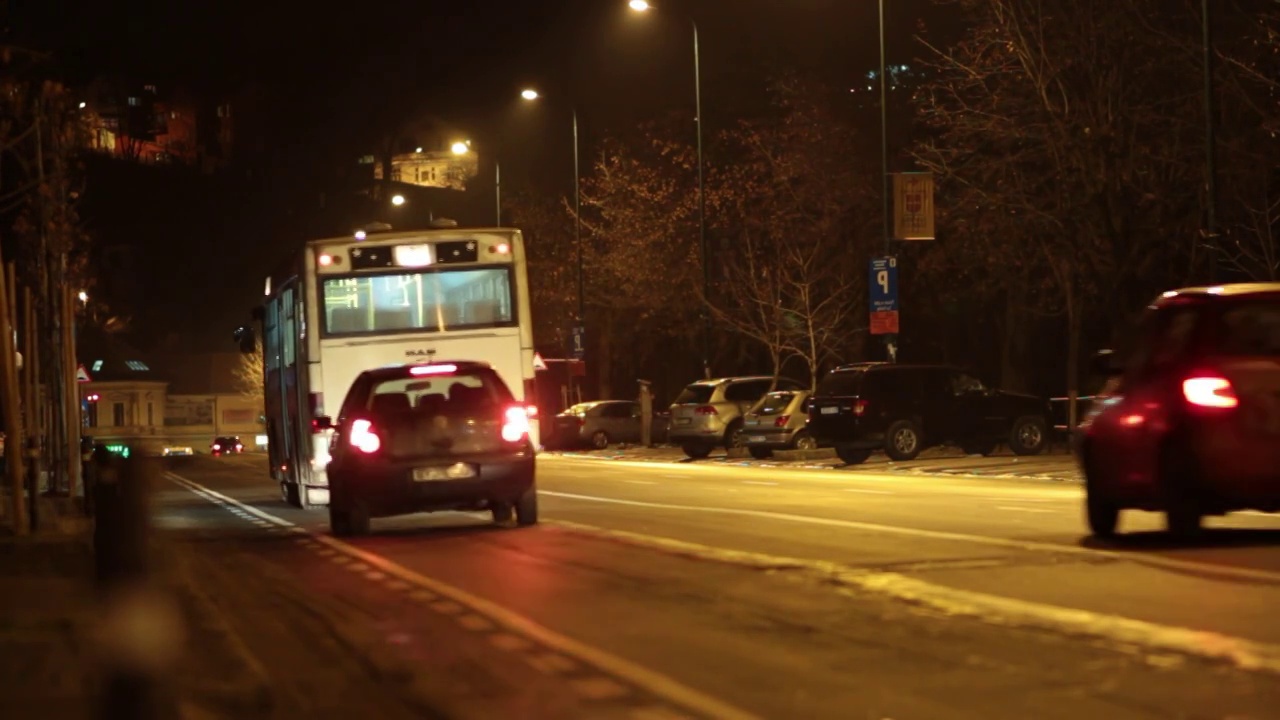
<box><xmin>502</xmin><ymin>406</ymin><xmax>532</xmax><ymax>442</ymax></box>
<box><xmin>853</xmin><ymin>400</ymin><xmax>869</xmax><ymax>416</ymax></box>
<box><xmin>1182</xmin><ymin>375</ymin><xmax>1238</xmax><ymax>409</ymax></box>
<box><xmin>695</xmin><ymin>405</ymin><xmax>718</xmax><ymax>416</ymax></box>
<box><xmin>775</xmin><ymin>415</ymin><xmax>790</xmax><ymax>427</ymax></box>
<box><xmin>349</xmin><ymin>419</ymin><xmax>382</xmax><ymax>453</ymax></box>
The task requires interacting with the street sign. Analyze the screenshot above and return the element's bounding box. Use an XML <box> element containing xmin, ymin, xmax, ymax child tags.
<box><xmin>869</xmin><ymin>257</ymin><xmax>900</xmax><ymax>336</ymax></box>
<box><xmin>570</xmin><ymin>325</ymin><xmax>586</xmax><ymax>360</ymax></box>
<box><xmin>893</xmin><ymin>172</ymin><xmax>935</xmax><ymax>240</ymax></box>
<box><xmin>76</xmin><ymin>364</ymin><xmax>92</xmax><ymax>382</ymax></box>
<box><xmin>532</xmin><ymin>352</ymin><xmax>548</xmax><ymax>371</ymax></box>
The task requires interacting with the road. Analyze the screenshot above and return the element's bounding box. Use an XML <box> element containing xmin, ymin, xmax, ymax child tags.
<box><xmin>155</xmin><ymin>450</ymin><xmax>1280</xmax><ymax>719</ymax></box>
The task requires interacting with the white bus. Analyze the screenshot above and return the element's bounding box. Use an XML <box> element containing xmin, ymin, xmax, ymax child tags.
<box><xmin>236</xmin><ymin>221</ymin><xmax>539</xmax><ymax>508</ymax></box>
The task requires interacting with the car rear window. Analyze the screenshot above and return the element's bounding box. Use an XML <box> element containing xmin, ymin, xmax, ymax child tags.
<box><xmin>756</xmin><ymin>392</ymin><xmax>795</xmax><ymax>415</ymax></box>
<box><xmin>1218</xmin><ymin>301</ymin><xmax>1280</xmax><ymax>357</ymax></box>
<box><xmin>673</xmin><ymin>384</ymin><xmax>715</xmax><ymax>405</ymax></box>
<box><xmin>816</xmin><ymin>370</ymin><xmax>865</xmax><ymax>397</ymax></box>
<box><xmin>363</xmin><ymin>368</ymin><xmax>513</xmax><ymax>417</ymax></box>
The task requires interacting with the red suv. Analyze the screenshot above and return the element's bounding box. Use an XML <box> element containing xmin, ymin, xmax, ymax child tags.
<box><xmin>1077</xmin><ymin>282</ymin><xmax>1280</xmax><ymax>537</ymax></box>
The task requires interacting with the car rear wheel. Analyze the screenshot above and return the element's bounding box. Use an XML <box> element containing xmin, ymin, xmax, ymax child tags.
<box><xmin>724</xmin><ymin>420</ymin><xmax>745</xmax><ymax>449</ymax></box>
<box><xmin>590</xmin><ymin>430</ymin><xmax>610</xmax><ymax>450</ymax></box>
<box><xmin>491</xmin><ymin>502</ymin><xmax>514</xmax><ymax>524</ymax></box>
<box><xmin>1009</xmin><ymin>416</ymin><xmax>1048</xmax><ymax>456</ymax></box>
<box><xmin>884</xmin><ymin>420</ymin><xmax>923</xmax><ymax>461</ymax></box>
<box><xmin>1086</xmin><ymin>492</ymin><xmax>1120</xmax><ymax>538</ymax></box>
<box><xmin>515</xmin><ymin>486</ymin><xmax>538</xmax><ymax>526</ymax></box>
<box><xmin>792</xmin><ymin>432</ymin><xmax>818</xmax><ymax>451</ymax></box>
<box><xmin>330</xmin><ymin>504</ymin><xmax>370</xmax><ymax>537</ymax></box>
<box><xmin>682</xmin><ymin>444</ymin><xmax>712</xmax><ymax>459</ymax></box>
<box><xmin>836</xmin><ymin>445</ymin><xmax>871</xmax><ymax>465</ymax></box>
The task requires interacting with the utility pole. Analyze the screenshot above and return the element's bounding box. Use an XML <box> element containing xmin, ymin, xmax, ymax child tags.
<box><xmin>878</xmin><ymin>0</ymin><xmax>897</xmax><ymax>363</ymax></box>
<box><xmin>1201</xmin><ymin>0</ymin><xmax>1220</xmax><ymax>283</ymax></box>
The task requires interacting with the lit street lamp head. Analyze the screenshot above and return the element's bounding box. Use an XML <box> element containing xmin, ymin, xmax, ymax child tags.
<box><xmin>391</xmin><ymin>194</ymin><xmax>405</xmax><ymax>206</ymax></box>
<box><xmin>521</xmin><ymin>88</ymin><xmax>539</xmax><ymax>101</ymax></box>
<box><xmin>628</xmin><ymin>0</ymin><xmax>651</xmax><ymax>11</ymax></box>
<box><xmin>451</xmin><ymin>141</ymin><xmax>470</xmax><ymax>155</ymax></box>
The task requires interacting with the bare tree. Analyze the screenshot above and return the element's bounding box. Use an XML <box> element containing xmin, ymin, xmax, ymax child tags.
<box><xmin>234</xmin><ymin>339</ymin><xmax>264</xmax><ymax>404</ymax></box>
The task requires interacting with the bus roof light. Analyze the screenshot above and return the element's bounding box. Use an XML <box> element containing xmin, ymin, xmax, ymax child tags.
<box><xmin>318</xmin><ymin>253</ymin><xmax>333</xmax><ymax>266</ymax></box>
<box><xmin>410</xmin><ymin>363</ymin><xmax>458</xmax><ymax>376</ymax></box>
<box><xmin>492</xmin><ymin>243</ymin><xmax>510</xmax><ymax>255</ymax></box>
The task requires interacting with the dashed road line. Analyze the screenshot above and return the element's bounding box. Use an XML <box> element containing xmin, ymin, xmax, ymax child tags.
<box><xmin>166</xmin><ymin>471</ymin><xmax>759</xmax><ymax>720</ymax></box>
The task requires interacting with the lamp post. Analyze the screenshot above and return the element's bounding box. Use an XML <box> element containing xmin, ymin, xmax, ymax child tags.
<box><xmin>629</xmin><ymin>0</ymin><xmax>711</xmax><ymax>379</ymax></box>
<box><xmin>452</xmin><ymin>140</ymin><xmax>500</xmax><ymax>225</ymax></box>
<box><xmin>520</xmin><ymin>89</ymin><xmax>584</xmax><ymax>324</ymax></box>
<box><xmin>877</xmin><ymin>0</ymin><xmax>897</xmax><ymax>363</ymax></box>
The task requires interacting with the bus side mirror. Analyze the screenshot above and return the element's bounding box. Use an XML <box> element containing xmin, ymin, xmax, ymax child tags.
<box><xmin>233</xmin><ymin>325</ymin><xmax>257</xmax><ymax>354</ymax></box>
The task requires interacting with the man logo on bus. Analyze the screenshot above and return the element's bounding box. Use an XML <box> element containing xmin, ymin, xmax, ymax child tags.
<box><xmin>405</xmin><ymin>348</ymin><xmax>437</xmax><ymax>358</ymax></box>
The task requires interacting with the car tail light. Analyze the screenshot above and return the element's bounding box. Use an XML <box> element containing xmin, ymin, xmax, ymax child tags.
<box><xmin>1182</xmin><ymin>375</ymin><xmax>1238</xmax><ymax>409</ymax></box>
<box><xmin>525</xmin><ymin>404</ymin><xmax>538</xmax><ymax>419</ymax></box>
<box><xmin>235</xmin><ymin>443</ymin><xmax>243</xmax><ymax>451</ymax></box>
<box><xmin>349</xmin><ymin>419</ymin><xmax>382</xmax><ymax>453</ymax></box>
<box><xmin>212</xmin><ymin>443</ymin><xmax>221</xmax><ymax>451</ymax></box>
<box><xmin>695</xmin><ymin>405</ymin><xmax>718</xmax><ymax>416</ymax></box>
<box><xmin>853</xmin><ymin>400</ymin><xmax>869</xmax><ymax>416</ymax></box>
<box><xmin>502</xmin><ymin>406</ymin><xmax>531</xmax><ymax>442</ymax></box>
<box><xmin>775</xmin><ymin>415</ymin><xmax>790</xmax><ymax>427</ymax></box>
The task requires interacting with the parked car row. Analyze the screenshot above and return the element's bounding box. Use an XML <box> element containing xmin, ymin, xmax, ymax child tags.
<box><xmin>667</xmin><ymin>365</ymin><xmax>1052</xmax><ymax>464</ymax></box>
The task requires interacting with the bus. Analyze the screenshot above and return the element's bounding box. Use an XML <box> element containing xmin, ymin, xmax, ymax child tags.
<box><xmin>235</xmin><ymin>221</ymin><xmax>539</xmax><ymax>508</ymax></box>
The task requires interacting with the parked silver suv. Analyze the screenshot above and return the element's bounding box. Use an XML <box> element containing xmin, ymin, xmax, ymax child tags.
<box><xmin>668</xmin><ymin>376</ymin><xmax>804</xmax><ymax>458</ymax></box>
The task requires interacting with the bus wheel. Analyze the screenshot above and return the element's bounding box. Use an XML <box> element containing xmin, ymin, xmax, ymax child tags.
<box><xmin>281</xmin><ymin>481</ymin><xmax>301</xmax><ymax>508</ymax></box>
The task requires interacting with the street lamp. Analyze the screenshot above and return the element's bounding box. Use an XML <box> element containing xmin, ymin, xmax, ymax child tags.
<box><xmin>453</xmin><ymin>140</ymin><xmax>500</xmax><ymax>226</ymax></box>
<box><xmin>390</xmin><ymin>194</ymin><xmax>406</xmax><ymax>206</ymax></box>
<box><xmin>77</xmin><ymin>291</ymin><xmax>88</xmax><ymax>303</ymax></box>
<box><xmin>520</xmin><ymin>88</ymin><xmax>584</xmax><ymax>325</ymax></box>
<box><xmin>628</xmin><ymin>0</ymin><xmax>710</xmax><ymax>379</ymax></box>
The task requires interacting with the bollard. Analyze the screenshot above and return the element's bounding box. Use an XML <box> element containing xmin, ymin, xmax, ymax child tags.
<box><xmin>92</xmin><ymin>447</ymin><xmax>184</xmax><ymax>720</ymax></box>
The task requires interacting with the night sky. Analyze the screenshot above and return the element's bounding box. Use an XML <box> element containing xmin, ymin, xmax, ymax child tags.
<box><xmin>8</xmin><ymin>0</ymin><xmax>956</xmax><ymax>351</ymax></box>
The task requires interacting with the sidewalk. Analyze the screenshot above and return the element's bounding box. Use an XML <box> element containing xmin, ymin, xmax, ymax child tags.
<box><xmin>0</xmin><ymin>498</ymin><xmax>97</xmax><ymax>720</ymax></box>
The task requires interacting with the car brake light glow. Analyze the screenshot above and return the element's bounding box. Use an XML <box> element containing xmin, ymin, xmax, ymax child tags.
<box><xmin>775</xmin><ymin>415</ymin><xmax>790</xmax><ymax>427</ymax></box>
<box><xmin>235</xmin><ymin>443</ymin><xmax>243</xmax><ymax>450</ymax></box>
<box><xmin>349</xmin><ymin>419</ymin><xmax>382</xmax><ymax>453</ymax></box>
<box><xmin>1182</xmin><ymin>376</ymin><xmax>1238</xmax><ymax>409</ymax></box>
<box><xmin>525</xmin><ymin>404</ymin><xmax>538</xmax><ymax>418</ymax></box>
<box><xmin>212</xmin><ymin>444</ymin><xmax>221</xmax><ymax>451</ymax></box>
<box><xmin>410</xmin><ymin>363</ymin><xmax>458</xmax><ymax>376</ymax></box>
<box><xmin>695</xmin><ymin>405</ymin><xmax>717</xmax><ymax>416</ymax></box>
<box><xmin>853</xmin><ymin>400</ymin><xmax>869</xmax><ymax>416</ymax></box>
<box><xmin>502</xmin><ymin>406</ymin><xmax>531</xmax><ymax>442</ymax></box>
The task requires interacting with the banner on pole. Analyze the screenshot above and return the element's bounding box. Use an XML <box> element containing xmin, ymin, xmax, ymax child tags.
<box><xmin>893</xmin><ymin>172</ymin><xmax>935</xmax><ymax>241</ymax></box>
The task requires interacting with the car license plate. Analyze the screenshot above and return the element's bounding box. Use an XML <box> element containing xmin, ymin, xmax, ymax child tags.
<box><xmin>749</xmin><ymin>435</ymin><xmax>766</xmax><ymax>443</ymax></box>
<box><xmin>676</xmin><ymin>418</ymin><xmax>692</xmax><ymax>425</ymax></box>
<box><xmin>821</xmin><ymin>406</ymin><xmax>839</xmax><ymax>415</ymax></box>
<box><xmin>412</xmin><ymin>463</ymin><xmax>476</xmax><ymax>482</ymax></box>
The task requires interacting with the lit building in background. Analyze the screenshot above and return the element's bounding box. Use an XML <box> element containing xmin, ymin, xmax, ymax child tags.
<box><xmin>370</xmin><ymin>148</ymin><xmax>480</xmax><ymax>191</ymax></box>
<box><xmin>77</xmin><ymin>78</ymin><xmax>235</xmax><ymax>172</ymax></box>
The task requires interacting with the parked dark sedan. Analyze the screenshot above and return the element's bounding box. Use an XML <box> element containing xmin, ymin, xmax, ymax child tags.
<box><xmin>549</xmin><ymin>400</ymin><xmax>670</xmax><ymax>449</ymax></box>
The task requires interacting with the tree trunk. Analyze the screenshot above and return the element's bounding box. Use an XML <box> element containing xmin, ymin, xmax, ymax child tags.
<box><xmin>1065</xmin><ymin>278</ymin><xmax>1081</xmax><ymax>431</ymax></box>
<box><xmin>597</xmin><ymin>313</ymin><xmax>613</xmax><ymax>400</ymax></box>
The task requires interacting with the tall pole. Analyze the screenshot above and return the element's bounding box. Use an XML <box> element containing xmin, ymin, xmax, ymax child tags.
<box><xmin>573</xmin><ymin>108</ymin><xmax>583</xmax><ymax>322</ymax></box>
<box><xmin>1201</xmin><ymin>0</ymin><xmax>1219</xmax><ymax>283</ymax></box>
<box><xmin>878</xmin><ymin>0</ymin><xmax>896</xmax><ymax>363</ymax></box>
<box><xmin>693</xmin><ymin>20</ymin><xmax>710</xmax><ymax>379</ymax></box>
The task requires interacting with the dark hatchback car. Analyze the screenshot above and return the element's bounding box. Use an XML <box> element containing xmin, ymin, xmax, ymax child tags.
<box><xmin>211</xmin><ymin>436</ymin><xmax>244</xmax><ymax>456</ymax></box>
<box><xmin>1077</xmin><ymin>283</ymin><xmax>1280</xmax><ymax>538</ymax></box>
<box><xmin>318</xmin><ymin>361</ymin><xmax>538</xmax><ymax>537</ymax></box>
<box><xmin>807</xmin><ymin>363</ymin><xmax>1051</xmax><ymax>464</ymax></box>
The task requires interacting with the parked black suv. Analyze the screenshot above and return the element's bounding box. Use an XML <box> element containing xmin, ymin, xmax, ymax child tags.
<box><xmin>807</xmin><ymin>363</ymin><xmax>1051</xmax><ymax>464</ymax></box>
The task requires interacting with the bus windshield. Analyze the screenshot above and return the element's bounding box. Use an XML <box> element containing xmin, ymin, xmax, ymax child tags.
<box><xmin>321</xmin><ymin>266</ymin><xmax>515</xmax><ymax>336</ymax></box>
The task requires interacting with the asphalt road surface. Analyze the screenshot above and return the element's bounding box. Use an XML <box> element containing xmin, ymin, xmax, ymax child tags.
<box><xmin>155</xmin><ymin>451</ymin><xmax>1280</xmax><ymax>719</ymax></box>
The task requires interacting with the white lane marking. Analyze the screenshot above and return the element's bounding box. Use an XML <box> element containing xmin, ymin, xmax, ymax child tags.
<box><xmin>539</xmin><ymin>490</ymin><xmax>1280</xmax><ymax>584</ymax></box>
<box><xmin>843</xmin><ymin>488</ymin><xmax>893</xmax><ymax>495</ymax></box>
<box><xmin>546</xmin><ymin>519</ymin><xmax>1280</xmax><ymax>676</ymax></box>
<box><xmin>741</xmin><ymin>481</ymin><xmax>777</xmax><ymax>486</ymax></box>
<box><xmin>995</xmin><ymin>506</ymin><xmax>1055</xmax><ymax>514</ymax></box>
<box><xmin>166</xmin><ymin>472</ymin><xmax>758</xmax><ymax>720</ymax></box>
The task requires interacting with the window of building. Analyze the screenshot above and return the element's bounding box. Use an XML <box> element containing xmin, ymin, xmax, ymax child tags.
<box><xmin>112</xmin><ymin>403</ymin><xmax>126</xmax><ymax>427</ymax></box>
<box><xmin>127</xmin><ymin>96</ymin><xmax>140</xmax><ymax>107</ymax></box>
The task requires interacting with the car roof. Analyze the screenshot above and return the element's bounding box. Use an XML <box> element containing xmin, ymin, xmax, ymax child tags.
<box><xmin>358</xmin><ymin>360</ymin><xmax>493</xmax><ymax>381</ymax></box>
<box><xmin>830</xmin><ymin>363</ymin><xmax>951</xmax><ymax>373</ymax></box>
<box><xmin>1153</xmin><ymin>282</ymin><xmax>1280</xmax><ymax>308</ymax></box>
<box><xmin>690</xmin><ymin>376</ymin><xmax>782</xmax><ymax>386</ymax></box>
